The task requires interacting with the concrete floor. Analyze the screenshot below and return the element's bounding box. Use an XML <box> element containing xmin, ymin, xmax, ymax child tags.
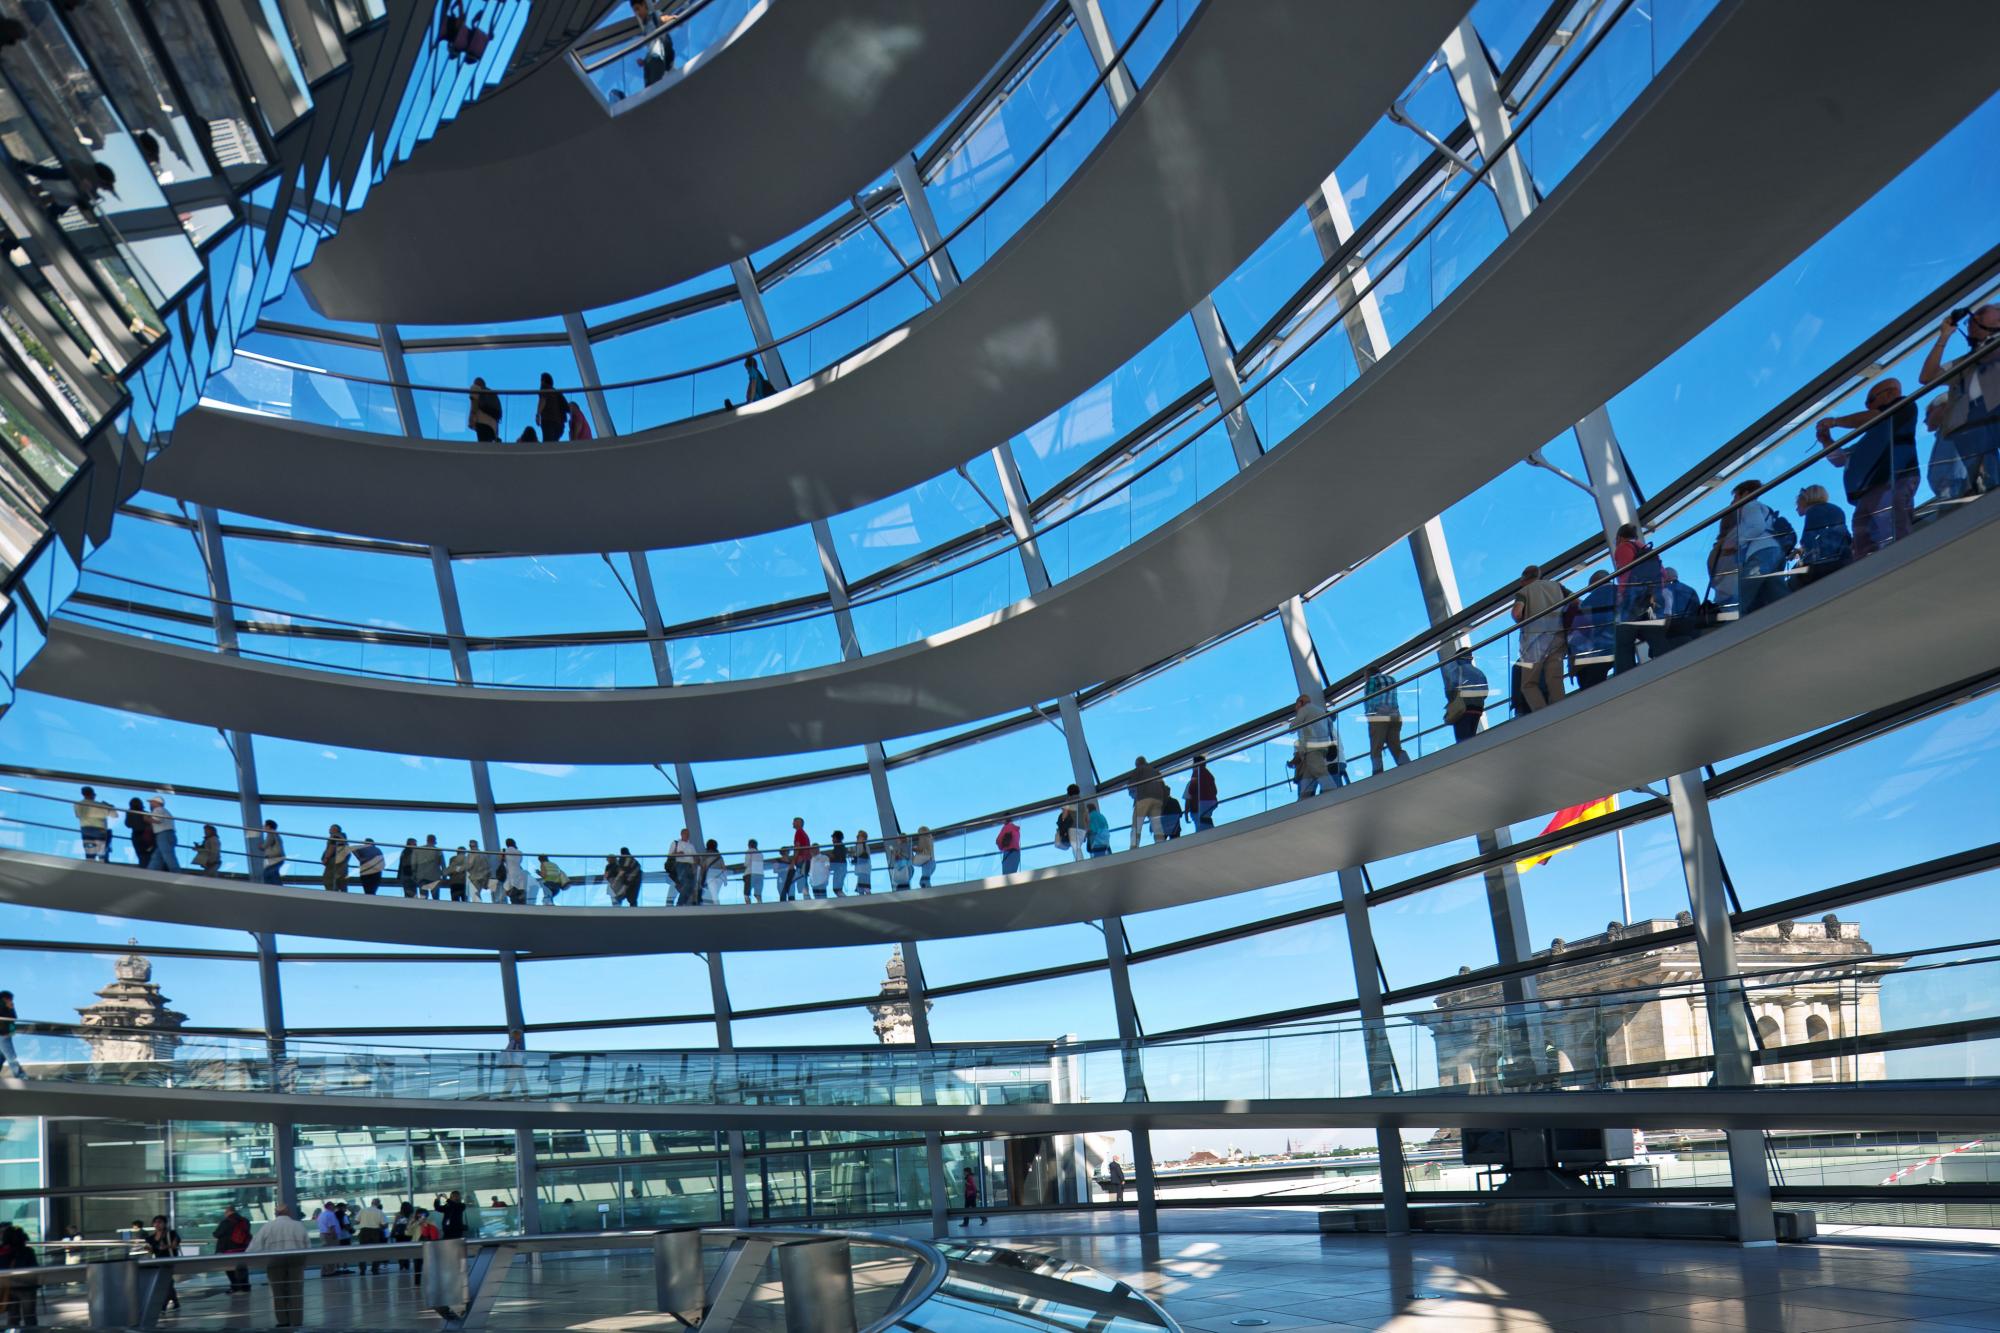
<box><xmin>12</xmin><ymin>1211</ymin><xmax>1999</xmax><ymax>1330</ymax></box>
<box><xmin>926</xmin><ymin>1210</ymin><xmax>2000</xmax><ymax>1333</ymax></box>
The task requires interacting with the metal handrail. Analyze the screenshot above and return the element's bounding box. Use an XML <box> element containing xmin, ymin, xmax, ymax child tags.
<box><xmin>226</xmin><ymin>0</ymin><xmax>1175</xmax><ymax>405</ymax></box>
<box><xmin>4</xmin><ymin>1225</ymin><xmax>948</xmax><ymax>1333</ymax></box>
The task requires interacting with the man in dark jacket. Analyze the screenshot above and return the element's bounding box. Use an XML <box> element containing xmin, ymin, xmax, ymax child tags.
<box><xmin>1128</xmin><ymin>757</ymin><xmax>1170</xmax><ymax>849</ymax></box>
<box><xmin>213</xmin><ymin>1205</ymin><xmax>252</xmax><ymax>1293</ymax></box>
<box><xmin>1182</xmin><ymin>755</ymin><xmax>1218</xmax><ymax>831</ymax></box>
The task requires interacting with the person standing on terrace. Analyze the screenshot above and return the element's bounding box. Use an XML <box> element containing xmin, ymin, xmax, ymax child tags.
<box><xmin>996</xmin><ymin>815</ymin><xmax>1021</xmax><ymax>875</ymax></box>
<box><xmin>1183</xmin><ymin>756</ymin><xmax>1218</xmax><ymax>831</ymax></box>
<box><xmin>145</xmin><ymin>796</ymin><xmax>179</xmax><ymax>872</ymax></box>
<box><xmin>744</xmin><ymin>355</ymin><xmax>776</xmax><ymax>403</ymax></box>
<box><xmin>1511</xmin><ymin>565</ymin><xmax>1570</xmax><ymax>712</ymax></box>
<box><xmin>1921</xmin><ymin>303</ymin><xmax>2000</xmax><ymax>495</ymax></box>
<box><xmin>536</xmin><ymin>372</ymin><xmax>570</xmax><ymax>443</ymax></box>
<box><xmin>1818</xmin><ymin>377</ymin><xmax>1918</xmax><ymax>558</ymax></box>
<box><xmin>852</xmin><ymin>832</ymin><xmax>873</xmax><ymax>894</ymax></box>
<box><xmin>1128</xmin><ymin>758</ymin><xmax>1168</xmax><ymax>848</ymax></box>
<box><xmin>467</xmin><ymin>378</ymin><xmax>503</xmax><ymax>441</ymax></box>
<box><xmin>74</xmin><ymin>785</ymin><xmax>112</xmax><ymax>861</ymax></box>
<box><xmin>260</xmin><ymin>819</ymin><xmax>285</xmax><ymax>885</ymax></box>
<box><xmin>321</xmin><ymin>824</ymin><xmax>349</xmax><ymax>891</ymax></box>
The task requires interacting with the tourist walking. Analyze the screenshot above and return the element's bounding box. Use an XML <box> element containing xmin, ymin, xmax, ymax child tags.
<box><xmin>322</xmin><ymin>825</ymin><xmax>350</xmax><ymax>891</ymax></box>
<box><xmin>245</xmin><ymin>1205</ymin><xmax>309</xmax><ymax>1327</ymax></box>
<box><xmin>260</xmin><ymin>820</ymin><xmax>285</xmax><ymax>884</ymax></box>
<box><xmin>75</xmin><ymin>785</ymin><xmax>113</xmax><ymax>861</ymax></box>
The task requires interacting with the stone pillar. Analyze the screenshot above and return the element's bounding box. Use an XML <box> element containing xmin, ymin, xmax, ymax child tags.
<box><xmin>1782</xmin><ymin>1000</ymin><xmax>1810</xmax><ymax>1086</ymax></box>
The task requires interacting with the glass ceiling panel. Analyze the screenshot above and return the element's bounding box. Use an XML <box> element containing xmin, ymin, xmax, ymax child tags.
<box><xmin>253</xmin><ymin>735</ymin><xmax>475</xmax><ymax>807</ymax></box>
<box><xmin>827</xmin><ymin>455</ymin><xmax>1005</xmax><ymax>585</ymax></box>
<box><xmin>452</xmin><ymin>553</ymin><xmax>647</xmax><ymax>640</ymax></box>
<box><xmin>222</xmin><ymin>532</ymin><xmax>442</xmax><ymax>632</ymax></box>
<box><xmin>1082</xmin><ymin>619</ymin><xmax>1295</xmax><ymax>783</ymax></box>
<box><xmin>646</xmin><ymin>524</ymin><xmax>827</xmax><ymax>624</ymax></box>
<box><xmin>1008</xmin><ymin>316</ymin><xmax>1208</xmax><ymax>499</ymax></box>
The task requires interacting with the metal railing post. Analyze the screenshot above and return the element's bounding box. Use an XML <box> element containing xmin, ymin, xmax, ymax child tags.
<box><xmin>653</xmin><ymin>1229</ymin><xmax>704</xmax><ymax>1322</ymax></box>
<box><xmin>778</xmin><ymin>1238</ymin><xmax>856</xmax><ymax>1333</ymax></box>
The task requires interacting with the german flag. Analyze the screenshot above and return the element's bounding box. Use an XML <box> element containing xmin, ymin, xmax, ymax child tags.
<box><xmin>1515</xmin><ymin>794</ymin><xmax>1619</xmax><ymax>872</ymax></box>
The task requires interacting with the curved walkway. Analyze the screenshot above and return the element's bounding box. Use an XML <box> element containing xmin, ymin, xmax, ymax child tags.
<box><xmin>128</xmin><ymin>0</ymin><xmax>2000</xmax><ymax>759</ymax></box>
<box><xmin>148</xmin><ymin>0</ymin><xmax>1468</xmax><ymax>549</ymax></box>
<box><xmin>14</xmin><ymin>489</ymin><xmax>1999</xmax><ymax>950</ymax></box>
<box><xmin>0</xmin><ymin>1078</ymin><xmax>1985</xmax><ymax>1135</ymax></box>
<box><xmin>301</xmin><ymin>0</ymin><xmax>1040</xmax><ymax>324</ymax></box>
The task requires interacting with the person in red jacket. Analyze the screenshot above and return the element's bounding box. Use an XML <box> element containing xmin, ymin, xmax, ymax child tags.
<box><xmin>212</xmin><ymin>1205</ymin><xmax>252</xmax><ymax>1294</ymax></box>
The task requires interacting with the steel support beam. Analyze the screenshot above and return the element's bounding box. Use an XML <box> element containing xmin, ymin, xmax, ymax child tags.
<box><xmin>1101</xmin><ymin>916</ymin><xmax>1157</xmax><ymax>1233</ymax></box>
<box><xmin>193</xmin><ymin>504</ymin><xmax>268</xmax><ymax>878</ymax></box>
<box><xmin>1437</xmin><ymin>19</ymin><xmax>1641</xmax><ymax>541</ymax></box>
<box><xmin>1065</xmin><ymin>0</ymin><xmax>1135</xmax><ymax>111</ymax></box>
<box><xmin>899</xmin><ymin>941</ymin><xmax>950</xmax><ymax>1239</ymax></box>
<box><xmin>891</xmin><ymin>154</ymin><xmax>959</xmax><ymax>298</ymax></box>
<box><xmin>562</xmin><ymin>311</ymin><xmax>617</xmax><ymax>439</ymax></box>
<box><xmin>625</xmin><ymin>552</ymin><xmax>704</xmax><ymax>842</ymax></box>
<box><xmin>731</xmin><ymin>258</ymin><xmax>791</xmax><ymax>390</ymax></box>
<box><xmin>381</xmin><ymin>324</ymin><xmax>500</xmax><ymax>851</ymax></box>
<box><xmin>255</xmin><ymin>931</ymin><xmax>296</xmax><ymax>1208</ymax></box>
<box><xmin>1306</xmin><ymin>169</ymin><xmax>1539</xmax><ymax>1023</ymax></box>
<box><xmin>1445</xmin><ymin>38</ymin><xmax>1760</xmax><ymax>1227</ymax></box>
<box><xmin>427</xmin><ymin>547</ymin><xmax>502</xmax><ymax>851</ymax></box>
<box><xmin>495</xmin><ymin>949</ymin><xmax>541</xmax><ymax>1233</ymax></box>
<box><xmin>705</xmin><ymin>951</ymin><xmax>751</xmax><ymax>1227</ymax></box>
<box><xmin>1337</xmin><ymin>865</ymin><xmax>1407</xmax><ymax>1234</ymax></box>
<box><xmin>1668</xmin><ymin>772</ymin><xmax>1775</xmax><ymax>1244</ymax></box>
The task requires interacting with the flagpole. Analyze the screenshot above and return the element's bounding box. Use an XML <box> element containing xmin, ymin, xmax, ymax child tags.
<box><xmin>1615</xmin><ymin>826</ymin><xmax>1631</xmax><ymax>925</ymax></box>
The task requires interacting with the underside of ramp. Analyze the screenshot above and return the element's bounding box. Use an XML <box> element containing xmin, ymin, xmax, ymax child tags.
<box><xmin>154</xmin><ymin>0</ymin><xmax>1468</xmax><ymax>549</ymax></box>
<box><xmin>12</xmin><ymin>490</ymin><xmax>1998</xmax><ymax>950</ymax></box>
<box><xmin>1</xmin><ymin>1078</ymin><xmax>1992</xmax><ymax>1134</ymax></box>
<box><xmin>301</xmin><ymin>0</ymin><xmax>1039</xmax><ymax>322</ymax></box>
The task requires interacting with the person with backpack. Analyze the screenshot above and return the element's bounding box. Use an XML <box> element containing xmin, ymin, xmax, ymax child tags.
<box><xmin>1440</xmin><ymin>648</ymin><xmax>1489</xmax><ymax>741</ymax></box>
<box><xmin>1084</xmin><ymin>802</ymin><xmax>1112</xmax><ymax>857</ymax></box>
<box><xmin>467</xmin><ymin>378</ymin><xmax>503</xmax><ymax>441</ymax></box>
<box><xmin>213</xmin><ymin>1204</ymin><xmax>252</xmax><ymax>1294</ymax></box>
<box><xmin>407</xmin><ymin>1207</ymin><xmax>440</xmax><ymax>1290</ymax></box>
<box><xmin>1729</xmin><ymin>479</ymin><xmax>1792</xmax><ymax>616</ymax></box>
<box><xmin>1054</xmin><ymin>784</ymin><xmax>1086</xmax><ymax>860</ymax></box>
<box><xmin>994</xmin><ymin>816</ymin><xmax>1021</xmax><ymax>874</ymax></box>
<box><xmin>1569</xmin><ymin>572</ymin><xmax>1620</xmax><ymax>689</ymax></box>
<box><xmin>1511</xmin><ymin>565</ymin><xmax>1571</xmax><ymax>713</ymax></box>
<box><xmin>536</xmin><ymin>372</ymin><xmax>569</xmax><ymax>443</ymax></box>
<box><xmin>1613</xmin><ymin>566</ymin><xmax>1700</xmax><ymax>672</ymax></box>
<box><xmin>354</xmin><ymin>836</ymin><xmax>386</xmax><ymax>894</ymax></box>
<box><xmin>743</xmin><ymin>355</ymin><xmax>775</xmax><ymax>403</ymax></box>
<box><xmin>536</xmin><ymin>854</ymin><xmax>569</xmax><ymax>904</ymax></box>
<box><xmin>1793</xmin><ymin>484</ymin><xmax>1852</xmax><ymax>589</ymax></box>
<box><xmin>1363</xmin><ymin>669</ymin><xmax>1410</xmax><ymax>774</ymax></box>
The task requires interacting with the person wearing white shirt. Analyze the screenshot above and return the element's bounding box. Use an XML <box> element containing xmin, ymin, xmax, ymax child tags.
<box><xmin>807</xmin><ymin>847</ymin><xmax>831</xmax><ymax>898</ymax></box>
<box><xmin>667</xmin><ymin>831</ymin><xmax>698</xmax><ymax>905</ymax></box>
<box><xmin>742</xmin><ymin>842</ymin><xmax>764</xmax><ymax>902</ymax></box>
<box><xmin>146</xmin><ymin>797</ymin><xmax>179</xmax><ymax>872</ymax></box>
<box><xmin>245</xmin><ymin>1205</ymin><xmax>310</xmax><ymax>1327</ymax></box>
